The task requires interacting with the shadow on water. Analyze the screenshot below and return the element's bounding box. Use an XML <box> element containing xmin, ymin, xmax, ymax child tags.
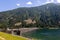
<box><xmin>22</xmin><ymin>29</ymin><xmax>60</xmax><ymax>40</ymax></box>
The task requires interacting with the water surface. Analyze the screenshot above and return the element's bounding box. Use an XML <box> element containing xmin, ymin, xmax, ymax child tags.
<box><xmin>22</xmin><ymin>29</ymin><xmax>60</xmax><ymax>40</ymax></box>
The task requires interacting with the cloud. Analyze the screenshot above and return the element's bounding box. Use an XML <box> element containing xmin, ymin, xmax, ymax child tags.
<box><xmin>26</xmin><ymin>1</ymin><xmax>32</xmax><ymax>5</ymax></box>
<box><xmin>41</xmin><ymin>0</ymin><xmax>54</xmax><ymax>5</ymax></box>
<box><xmin>57</xmin><ymin>0</ymin><xmax>60</xmax><ymax>3</ymax></box>
<box><xmin>43</xmin><ymin>0</ymin><xmax>54</xmax><ymax>4</ymax></box>
<box><xmin>16</xmin><ymin>3</ymin><xmax>20</xmax><ymax>6</ymax></box>
<box><xmin>46</xmin><ymin>0</ymin><xmax>54</xmax><ymax>3</ymax></box>
<box><xmin>51</xmin><ymin>0</ymin><xmax>54</xmax><ymax>2</ymax></box>
<box><xmin>46</xmin><ymin>1</ymin><xmax>51</xmax><ymax>3</ymax></box>
<box><xmin>43</xmin><ymin>0</ymin><xmax>51</xmax><ymax>4</ymax></box>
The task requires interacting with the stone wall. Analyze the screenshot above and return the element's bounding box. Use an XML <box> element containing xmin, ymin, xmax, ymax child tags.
<box><xmin>7</xmin><ymin>28</ymin><xmax>39</xmax><ymax>36</ymax></box>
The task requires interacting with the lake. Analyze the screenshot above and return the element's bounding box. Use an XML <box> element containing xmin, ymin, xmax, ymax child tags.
<box><xmin>22</xmin><ymin>29</ymin><xmax>60</xmax><ymax>40</ymax></box>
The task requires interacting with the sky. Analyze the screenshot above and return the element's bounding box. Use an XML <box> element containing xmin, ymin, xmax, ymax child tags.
<box><xmin>0</xmin><ymin>0</ymin><xmax>60</xmax><ymax>12</ymax></box>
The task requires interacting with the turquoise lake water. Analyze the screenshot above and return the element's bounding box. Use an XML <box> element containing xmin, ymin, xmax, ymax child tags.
<box><xmin>22</xmin><ymin>29</ymin><xmax>60</xmax><ymax>40</ymax></box>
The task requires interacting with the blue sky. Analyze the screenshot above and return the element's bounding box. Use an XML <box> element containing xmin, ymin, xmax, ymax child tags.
<box><xmin>0</xmin><ymin>0</ymin><xmax>60</xmax><ymax>12</ymax></box>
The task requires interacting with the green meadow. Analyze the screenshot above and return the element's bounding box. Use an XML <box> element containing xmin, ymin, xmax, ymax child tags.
<box><xmin>0</xmin><ymin>32</ymin><xmax>28</xmax><ymax>40</ymax></box>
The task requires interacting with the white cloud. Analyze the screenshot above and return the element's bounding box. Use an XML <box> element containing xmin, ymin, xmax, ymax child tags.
<box><xmin>43</xmin><ymin>0</ymin><xmax>50</xmax><ymax>4</ymax></box>
<box><xmin>43</xmin><ymin>0</ymin><xmax>54</xmax><ymax>4</ymax></box>
<box><xmin>51</xmin><ymin>0</ymin><xmax>54</xmax><ymax>2</ymax></box>
<box><xmin>26</xmin><ymin>1</ymin><xmax>32</xmax><ymax>5</ymax></box>
<box><xmin>46</xmin><ymin>0</ymin><xmax>54</xmax><ymax>3</ymax></box>
<box><xmin>41</xmin><ymin>0</ymin><xmax>51</xmax><ymax>5</ymax></box>
<box><xmin>46</xmin><ymin>2</ymin><xmax>51</xmax><ymax>3</ymax></box>
<box><xmin>16</xmin><ymin>3</ymin><xmax>20</xmax><ymax>6</ymax></box>
<box><xmin>40</xmin><ymin>0</ymin><xmax>55</xmax><ymax>5</ymax></box>
<box><xmin>57</xmin><ymin>0</ymin><xmax>60</xmax><ymax>3</ymax></box>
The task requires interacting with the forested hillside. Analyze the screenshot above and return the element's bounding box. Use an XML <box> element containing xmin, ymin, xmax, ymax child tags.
<box><xmin>0</xmin><ymin>3</ymin><xmax>60</xmax><ymax>28</ymax></box>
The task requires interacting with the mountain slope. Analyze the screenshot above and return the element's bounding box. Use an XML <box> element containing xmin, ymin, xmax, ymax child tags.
<box><xmin>0</xmin><ymin>3</ymin><xmax>60</xmax><ymax>28</ymax></box>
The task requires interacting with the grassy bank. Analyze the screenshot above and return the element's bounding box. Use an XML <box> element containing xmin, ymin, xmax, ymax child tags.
<box><xmin>0</xmin><ymin>32</ymin><xmax>28</xmax><ymax>40</ymax></box>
